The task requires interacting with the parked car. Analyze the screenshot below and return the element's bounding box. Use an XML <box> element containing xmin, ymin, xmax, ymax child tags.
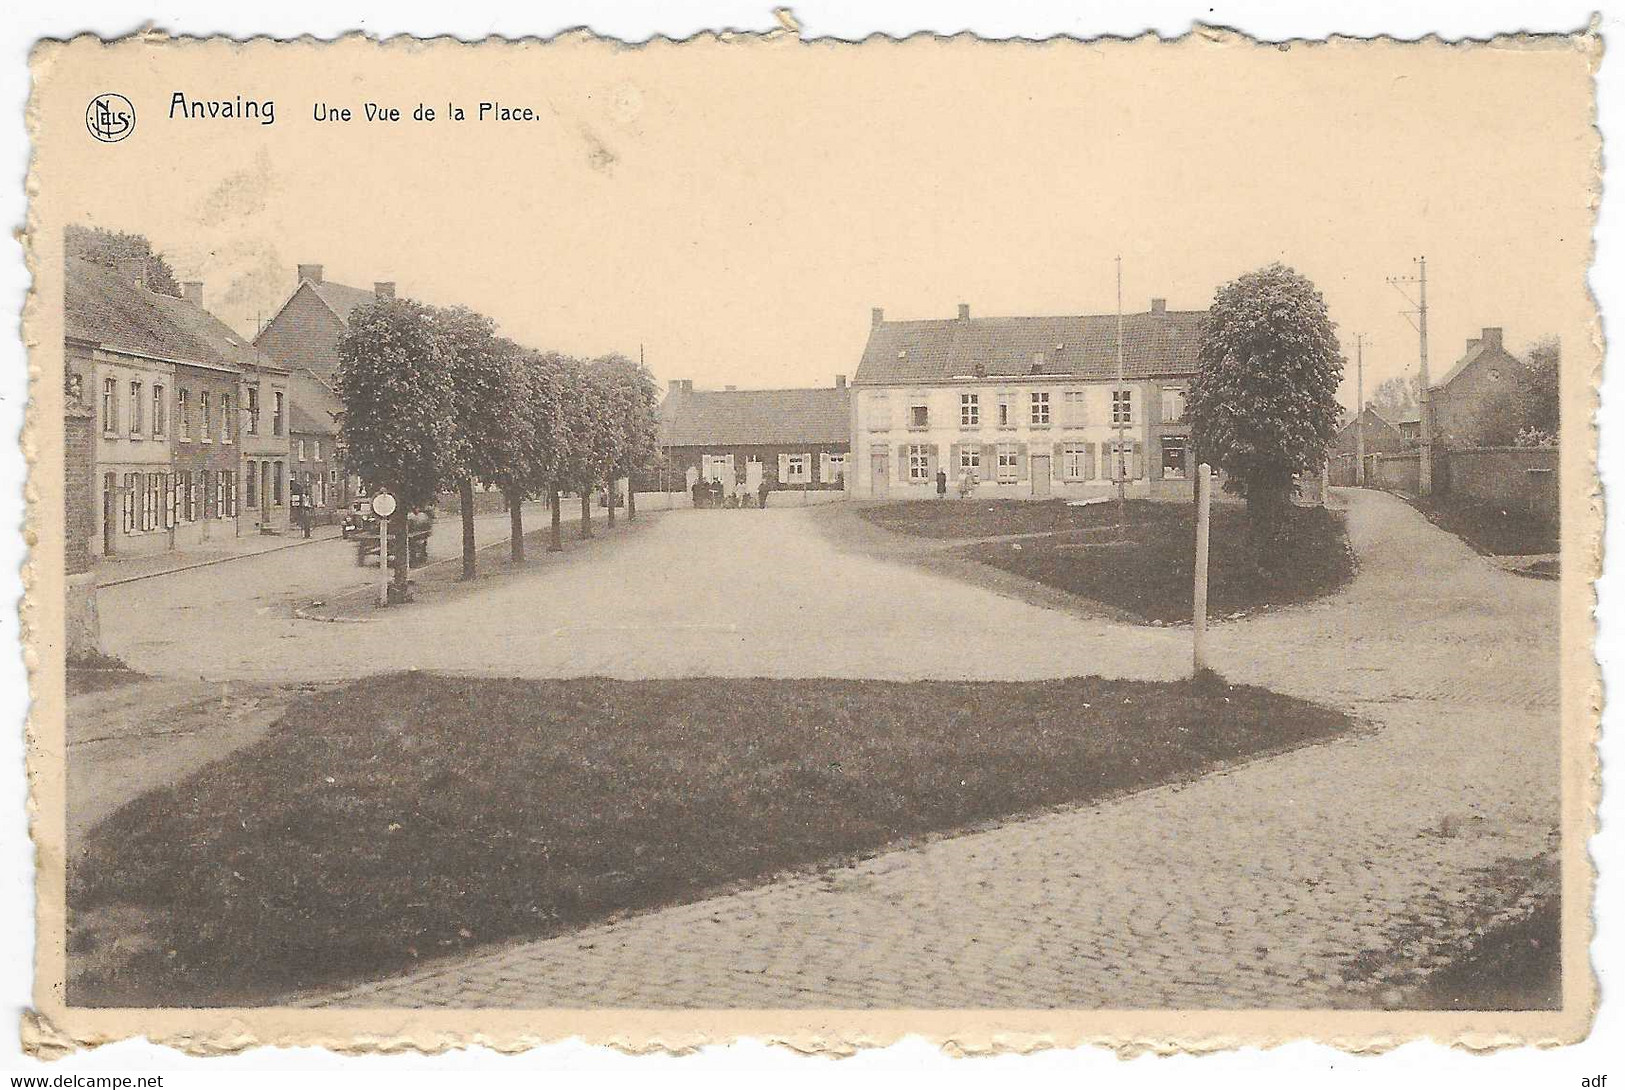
<box><xmin>341</xmin><ymin>500</ymin><xmax>378</xmax><ymax>539</ymax></box>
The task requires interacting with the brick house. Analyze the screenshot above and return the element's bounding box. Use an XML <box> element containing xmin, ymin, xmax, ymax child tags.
<box><xmin>251</xmin><ymin>263</ymin><xmax>387</xmax><ymax>521</ymax></box>
<box><xmin>651</xmin><ymin>378</ymin><xmax>852</xmax><ymax>500</ymax></box>
<box><xmin>1429</xmin><ymin>327</ymin><xmax>1522</xmax><ymax>449</ymax></box>
<box><xmin>849</xmin><ymin>301</ymin><xmax>1203</xmax><ymax>501</ymax></box>
<box><xmin>1329</xmin><ymin>407</ymin><xmax>1407</xmax><ymax>486</ymax></box>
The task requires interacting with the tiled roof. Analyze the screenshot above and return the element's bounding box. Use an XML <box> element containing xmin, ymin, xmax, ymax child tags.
<box><xmin>1341</xmin><ymin>407</ymin><xmax>1404</xmax><ymax>438</ymax></box>
<box><xmin>853</xmin><ymin>309</ymin><xmax>1207</xmax><ymax>386</ymax></box>
<box><xmin>288</xmin><ymin>372</ymin><xmax>342</xmax><ymax>436</ymax></box>
<box><xmin>65</xmin><ymin>256</ymin><xmax>220</xmax><ymax>364</ymax></box>
<box><xmin>309</xmin><ymin>279</ymin><xmax>383</xmax><ymax>323</ymax></box>
<box><xmin>149</xmin><ymin>292</ymin><xmax>255</xmax><ymax>373</ymax></box>
<box><xmin>660</xmin><ymin>385</ymin><xmax>851</xmax><ymax>447</ymax></box>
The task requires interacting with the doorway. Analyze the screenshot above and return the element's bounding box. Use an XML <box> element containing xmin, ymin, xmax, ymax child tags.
<box><xmin>1031</xmin><ymin>455</ymin><xmax>1051</xmax><ymax>498</ymax></box>
<box><xmin>870</xmin><ymin>452</ymin><xmax>889</xmax><ymax>499</ymax></box>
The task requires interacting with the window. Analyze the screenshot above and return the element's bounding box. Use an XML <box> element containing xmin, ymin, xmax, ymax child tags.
<box><xmin>177</xmin><ymin>389</ymin><xmax>191</xmax><ymax>439</ymax></box>
<box><xmin>1062</xmin><ymin>389</ymin><xmax>1087</xmax><ymax>426</ymax></box>
<box><xmin>200</xmin><ymin>392</ymin><xmax>212</xmax><ymax>442</ymax></box>
<box><xmin>297</xmin><ymin>439</ymin><xmax>306</xmax><ymax>461</ymax></box>
<box><xmin>1161</xmin><ymin>437</ymin><xmax>1188</xmax><ymax>480</ymax></box>
<box><xmin>273</xmin><ymin>461</ymin><xmax>284</xmax><ymax>505</ymax></box>
<box><xmin>221</xmin><ymin>394</ymin><xmax>233</xmax><ymax>443</ymax></box>
<box><xmin>1030</xmin><ymin>391</ymin><xmax>1051</xmax><ymax>426</ymax></box>
<box><xmin>786</xmin><ymin>454</ymin><xmax>810</xmax><ymax>483</ymax></box>
<box><xmin>1112</xmin><ymin>388</ymin><xmax>1134</xmax><ymax>425</ymax></box>
<box><xmin>273</xmin><ymin>392</ymin><xmax>285</xmax><ymax>436</ymax></box>
<box><xmin>1063</xmin><ymin>444</ymin><xmax>1090</xmax><ymax>480</ymax></box>
<box><xmin>129</xmin><ymin>380</ymin><xmax>143</xmax><ymax>436</ymax></box>
<box><xmin>225</xmin><ymin>471</ymin><xmax>237</xmax><ymax>516</ymax></box>
<box><xmin>996</xmin><ymin>443</ymin><xmax>1019</xmax><ymax>482</ymax></box>
<box><xmin>1161</xmin><ymin>387</ymin><xmax>1186</xmax><ymax>423</ymax></box>
<box><xmin>152</xmin><ymin>384</ymin><xmax>166</xmax><ymax>437</ymax></box>
<box><xmin>1106</xmin><ymin>440</ymin><xmax>1137</xmax><ymax>481</ymax></box>
<box><xmin>909</xmin><ymin>401</ymin><xmax>929</xmax><ymax>429</ymax></box>
<box><xmin>247</xmin><ymin>387</ymin><xmax>260</xmax><ymax>434</ymax></box>
<box><xmin>102</xmin><ymin>378</ymin><xmax>117</xmax><ymax>434</ymax></box>
<box><xmin>907</xmin><ymin>445</ymin><xmax>931</xmax><ymax>481</ymax></box>
<box><xmin>959</xmin><ymin>444</ymin><xmax>981</xmax><ymax>481</ymax></box>
<box><xmin>245</xmin><ymin>463</ymin><xmax>258</xmax><ymax>508</ymax></box>
<box><xmin>314</xmin><ymin>439</ymin><xmax>322</xmax><ymax>462</ymax></box>
<box><xmin>997</xmin><ymin>393</ymin><xmax>1014</xmax><ymax>427</ymax></box>
<box><xmin>820</xmin><ymin>452</ymin><xmax>846</xmax><ymax>484</ymax></box>
<box><xmin>960</xmin><ymin>393</ymin><xmax>979</xmax><ymax>426</ymax></box>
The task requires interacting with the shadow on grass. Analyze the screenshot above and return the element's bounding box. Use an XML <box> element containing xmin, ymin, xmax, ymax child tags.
<box><xmin>70</xmin><ymin>670</ymin><xmax>1353</xmax><ymax>1007</ymax></box>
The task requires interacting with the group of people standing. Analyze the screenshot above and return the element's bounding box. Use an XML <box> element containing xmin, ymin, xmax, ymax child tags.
<box><xmin>692</xmin><ymin>476</ymin><xmax>773</xmax><ymax>510</ymax></box>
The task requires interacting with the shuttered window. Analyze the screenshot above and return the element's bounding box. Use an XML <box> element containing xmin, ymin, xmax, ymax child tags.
<box><xmin>996</xmin><ymin>444</ymin><xmax>1019</xmax><ymax>482</ymax></box>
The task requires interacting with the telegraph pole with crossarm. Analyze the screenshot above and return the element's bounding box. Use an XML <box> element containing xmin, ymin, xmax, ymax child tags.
<box><xmin>1386</xmin><ymin>257</ymin><xmax>1433</xmax><ymax>495</ymax></box>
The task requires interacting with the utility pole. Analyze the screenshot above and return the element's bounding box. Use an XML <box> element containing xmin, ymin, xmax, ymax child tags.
<box><xmin>1115</xmin><ymin>255</ymin><xmax>1126</xmax><ymax>534</ymax></box>
<box><xmin>1354</xmin><ymin>333</ymin><xmax>1366</xmax><ymax>486</ymax></box>
<box><xmin>1386</xmin><ymin>257</ymin><xmax>1432</xmax><ymax>495</ymax></box>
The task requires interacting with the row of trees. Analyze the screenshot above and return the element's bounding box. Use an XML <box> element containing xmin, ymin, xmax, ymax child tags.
<box><xmin>335</xmin><ymin>297</ymin><xmax>659</xmax><ymax>595</ymax></box>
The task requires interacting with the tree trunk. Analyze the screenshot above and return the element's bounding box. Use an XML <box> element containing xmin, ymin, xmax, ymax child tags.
<box><xmin>458</xmin><ymin>477</ymin><xmax>477</xmax><ymax>581</ymax></box>
<box><xmin>580</xmin><ymin>488</ymin><xmax>593</xmax><ymax>539</ymax></box>
<box><xmin>1245</xmin><ymin>468</ymin><xmax>1292</xmax><ymax>564</ymax></box>
<box><xmin>392</xmin><ymin>509</ymin><xmax>409</xmax><ymax>595</ymax></box>
<box><xmin>606</xmin><ymin>477</ymin><xmax>617</xmax><ymax>528</ymax></box>
<box><xmin>627</xmin><ymin>481</ymin><xmax>637</xmax><ymax>522</ymax></box>
<box><xmin>549</xmin><ymin>488</ymin><xmax>563</xmax><ymax>552</ymax></box>
<box><xmin>507</xmin><ymin>487</ymin><xmax>525</xmax><ymax>563</ymax></box>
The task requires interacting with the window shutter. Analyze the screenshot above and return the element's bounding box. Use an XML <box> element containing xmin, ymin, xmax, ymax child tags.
<box><xmin>925</xmin><ymin>443</ymin><xmax>939</xmax><ymax>479</ymax></box>
<box><xmin>1052</xmin><ymin>442</ymin><xmax>1065</xmax><ymax>479</ymax></box>
<box><xmin>897</xmin><ymin>444</ymin><xmax>909</xmax><ymax>482</ymax></box>
<box><xmin>981</xmin><ymin>443</ymin><xmax>997</xmax><ymax>482</ymax></box>
<box><xmin>819</xmin><ymin>452</ymin><xmax>830</xmax><ymax>483</ymax></box>
<box><xmin>949</xmin><ymin>443</ymin><xmax>960</xmax><ymax>476</ymax></box>
<box><xmin>778</xmin><ymin>453</ymin><xmax>789</xmax><ymax>482</ymax></box>
<box><xmin>1084</xmin><ymin>442</ymin><xmax>1096</xmax><ymax>480</ymax></box>
<box><xmin>1133</xmin><ymin>441</ymin><xmax>1144</xmax><ymax>480</ymax></box>
<box><xmin>1016</xmin><ymin>442</ymin><xmax>1029</xmax><ymax>481</ymax></box>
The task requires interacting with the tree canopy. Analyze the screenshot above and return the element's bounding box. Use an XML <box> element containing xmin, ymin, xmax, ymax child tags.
<box><xmin>1187</xmin><ymin>263</ymin><xmax>1345</xmax><ymax>534</ymax></box>
<box><xmin>65</xmin><ymin>224</ymin><xmax>183</xmax><ymax>297</ymax></box>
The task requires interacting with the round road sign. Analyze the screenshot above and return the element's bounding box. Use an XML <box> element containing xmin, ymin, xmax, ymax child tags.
<box><xmin>371</xmin><ymin>491</ymin><xmax>397</xmax><ymax>518</ymax></box>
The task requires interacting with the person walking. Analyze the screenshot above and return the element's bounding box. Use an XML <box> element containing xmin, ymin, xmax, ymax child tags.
<box><xmin>758</xmin><ymin>477</ymin><xmax>771</xmax><ymax>511</ymax></box>
<box><xmin>936</xmin><ymin>467</ymin><xmax>948</xmax><ymax>499</ymax></box>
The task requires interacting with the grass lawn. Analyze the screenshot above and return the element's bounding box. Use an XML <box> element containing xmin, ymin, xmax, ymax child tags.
<box><xmin>65</xmin><ymin>650</ymin><xmax>145</xmax><ymax>696</ymax></box>
<box><xmin>1411</xmin><ymin>896</ymin><xmax>1561</xmax><ymax>1011</ymax></box>
<box><xmin>70</xmin><ymin>670</ymin><xmax>1351</xmax><ymax>1006</ymax></box>
<box><xmin>1404</xmin><ymin>494</ymin><xmax>1559</xmax><ymax>557</ymax></box>
<box><xmin>880</xmin><ymin>500</ymin><xmax>1353</xmax><ymax>624</ymax></box>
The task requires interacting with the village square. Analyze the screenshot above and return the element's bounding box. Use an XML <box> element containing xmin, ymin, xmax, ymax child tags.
<box><xmin>55</xmin><ymin>223</ymin><xmax>1563</xmax><ymax>1011</ymax></box>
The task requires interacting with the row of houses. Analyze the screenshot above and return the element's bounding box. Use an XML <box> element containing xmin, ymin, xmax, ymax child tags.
<box><xmin>64</xmin><ymin>256</ymin><xmax>397</xmax><ymax>557</ymax></box>
<box><xmin>652</xmin><ymin>299</ymin><xmax>1207</xmax><ymax>503</ymax></box>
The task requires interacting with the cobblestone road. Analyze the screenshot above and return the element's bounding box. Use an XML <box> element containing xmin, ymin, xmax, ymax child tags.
<box><xmin>313</xmin><ymin>489</ymin><xmax>1560</xmax><ymax>1008</ymax></box>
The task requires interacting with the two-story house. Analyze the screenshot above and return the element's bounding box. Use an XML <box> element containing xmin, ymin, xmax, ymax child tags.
<box><xmin>1429</xmin><ymin>326</ymin><xmax>1525</xmax><ymax>449</ymax></box>
<box><xmin>849</xmin><ymin>301</ymin><xmax>1204</xmax><ymax>501</ymax></box>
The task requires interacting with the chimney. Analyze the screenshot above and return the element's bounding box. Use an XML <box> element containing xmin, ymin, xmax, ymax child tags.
<box><xmin>1466</xmin><ymin>337</ymin><xmax>1481</xmax><ymax>354</ymax></box>
<box><xmin>374</xmin><ymin>281</ymin><xmax>396</xmax><ymax>300</ymax></box>
<box><xmin>668</xmin><ymin>379</ymin><xmax>684</xmax><ymax>393</ymax></box>
<box><xmin>871</xmin><ymin>306</ymin><xmax>884</xmax><ymax>327</ymax></box>
<box><xmin>835</xmin><ymin>374</ymin><xmax>847</xmax><ymax>389</ymax></box>
<box><xmin>725</xmin><ymin>385</ymin><xmax>737</xmax><ymax>391</ymax></box>
<box><xmin>181</xmin><ymin>280</ymin><xmax>204</xmax><ymax>307</ymax></box>
<box><xmin>1150</xmin><ymin>298</ymin><xmax>1167</xmax><ymax>315</ymax></box>
<box><xmin>958</xmin><ymin>303</ymin><xmax>971</xmax><ymax>321</ymax></box>
<box><xmin>682</xmin><ymin>379</ymin><xmax>693</xmax><ymax>393</ymax></box>
<box><xmin>297</xmin><ymin>263</ymin><xmax>324</xmax><ymax>284</ymax></box>
<box><xmin>1481</xmin><ymin>327</ymin><xmax>1503</xmax><ymax>350</ymax></box>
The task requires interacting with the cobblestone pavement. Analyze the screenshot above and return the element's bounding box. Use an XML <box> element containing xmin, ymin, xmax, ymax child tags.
<box><xmin>313</xmin><ymin>489</ymin><xmax>1560</xmax><ymax>1008</ymax></box>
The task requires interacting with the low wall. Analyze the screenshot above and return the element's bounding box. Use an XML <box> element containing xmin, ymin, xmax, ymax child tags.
<box><xmin>1369</xmin><ymin>452</ymin><xmax>1421</xmax><ymax>494</ymax></box>
<box><xmin>1444</xmin><ymin>447</ymin><xmax>1559</xmax><ymax>522</ymax></box>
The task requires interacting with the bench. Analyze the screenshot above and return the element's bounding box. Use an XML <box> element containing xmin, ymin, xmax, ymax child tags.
<box><xmin>355</xmin><ymin>528</ymin><xmax>430</xmax><ymax>568</ymax></box>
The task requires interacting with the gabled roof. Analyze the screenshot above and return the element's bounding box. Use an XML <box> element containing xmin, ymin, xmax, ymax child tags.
<box><xmin>149</xmin><ymin>292</ymin><xmax>254</xmax><ymax>374</ymax></box>
<box><xmin>308</xmin><ymin>279</ymin><xmax>381</xmax><ymax>323</ymax></box>
<box><xmin>65</xmin><ymin>256</ymin><xmax>220</xmax><ymax>364</ymax></box>
<box><xmin>853</xmin><ymin>308</ymin><xmax>1207</xmax><ymax>386</ymax></box>
<box><xmin>660</xmin><ymin>385</ymin><xmax>851</xmax><ymax>447</ymax></box>
<box><xmin>288</xmin><ymin>372</ymin><xmax>342</xmax><ymax>436</ymax></box>
<box><xmin>1433</xmin><ymin>335</ymin><xmax>1521</xmax><ymax>391</ymax></box>
<box><xmin>1339</xmin><ymin>406</ymin><xmax>1404</xmax><ymax>439</ymax></box>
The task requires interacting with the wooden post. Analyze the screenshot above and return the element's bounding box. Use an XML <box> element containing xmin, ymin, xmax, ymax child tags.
<box><xmin>1193</xmin><ymin>463</ymin><xmax>1212</xmax><ymax>674</ymax></box>
<box><xmin>377</xmin><ymin>517</ymin><xmax>389</xmax><ymax>608</ymax></box>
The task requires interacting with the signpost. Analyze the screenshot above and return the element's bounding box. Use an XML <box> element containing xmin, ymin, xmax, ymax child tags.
<box><xmin>1193</xmin><ymin>465</ymin><xmax>1212</xmax><ymax>674</ymax></box>
<box><xmin>371</xmin><ymin>491</ymin><xmax>397</xmax><ymax>607</ymax></box>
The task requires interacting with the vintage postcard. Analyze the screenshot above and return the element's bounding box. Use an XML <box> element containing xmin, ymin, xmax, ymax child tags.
<box><xmin>21</xmin><ymin>26</ymin><xmax>1600</xmax><ymax>1056</ymax></box>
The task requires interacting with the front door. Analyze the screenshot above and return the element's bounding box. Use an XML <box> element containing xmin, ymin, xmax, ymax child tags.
<box><xmin>1031</xmin><ymin>455</ymin><xmax>1052</xmax><ymax>497</ymax></box>
<box><xmin>870</xmin><ymin>453</ymin><xmax>889</xmax><ymax>499</ymax></box>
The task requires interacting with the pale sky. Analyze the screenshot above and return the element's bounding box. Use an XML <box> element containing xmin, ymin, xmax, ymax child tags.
<box><xmin>40</xmin><ymin>34</ymin><xmax>1597</xmax><ymax>412</ymax></box>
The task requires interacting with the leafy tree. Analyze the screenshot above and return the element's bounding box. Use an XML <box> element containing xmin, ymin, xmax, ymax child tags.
<box><xmin>598</xmin><ymin>354</ymin><xmax>661</xmax><ymax>522</ymax></box>
<box><xmin>65</xmin><ymin>225</ymin><xmax>182</xmax><ymax>297</ymax></box>
<box><xmin>336</xmin><ymin>298</ymin><xmax>459</xmax><ymax>597</ymax></box>
<box><xmin>1187</xmin><ymin>263</ymin><xmax>1344</xmax><ymax>544</ymax></box>
<box><xmin>433</xmin><ymin>306</ymin><xmax>524</xmax><ymax>578</ymax></box>
<box><xmin>1471</xmin><ymin>336</ymin><xmax>1560</xmax><ymax>446</ymax></box>
<box><xmin>527</xmin><ymin>352</ymin><xmax>584</xmax><ymax>554</ymax></box>
<box><xmin>1367</xmin><ymin>373</ymin><xmax>1420</xmax><ymax>423</ymax></box>
<box><xmin>564</xmin><ymin>361</ymin><xmax>615</xmax><ymax>540</ymax></box>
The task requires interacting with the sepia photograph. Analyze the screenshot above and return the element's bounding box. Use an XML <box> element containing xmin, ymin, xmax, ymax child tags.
<box><xmin>14</xmin><ymin>16</ymin><xmax>1603</xmax><ymax>1063</ymax></box>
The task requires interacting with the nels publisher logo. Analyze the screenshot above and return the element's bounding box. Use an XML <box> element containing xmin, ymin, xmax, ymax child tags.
<box><xmin>86</xmin><ymin>92</ymin><xmax>135</xmax><ymax>142</ymax></box>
